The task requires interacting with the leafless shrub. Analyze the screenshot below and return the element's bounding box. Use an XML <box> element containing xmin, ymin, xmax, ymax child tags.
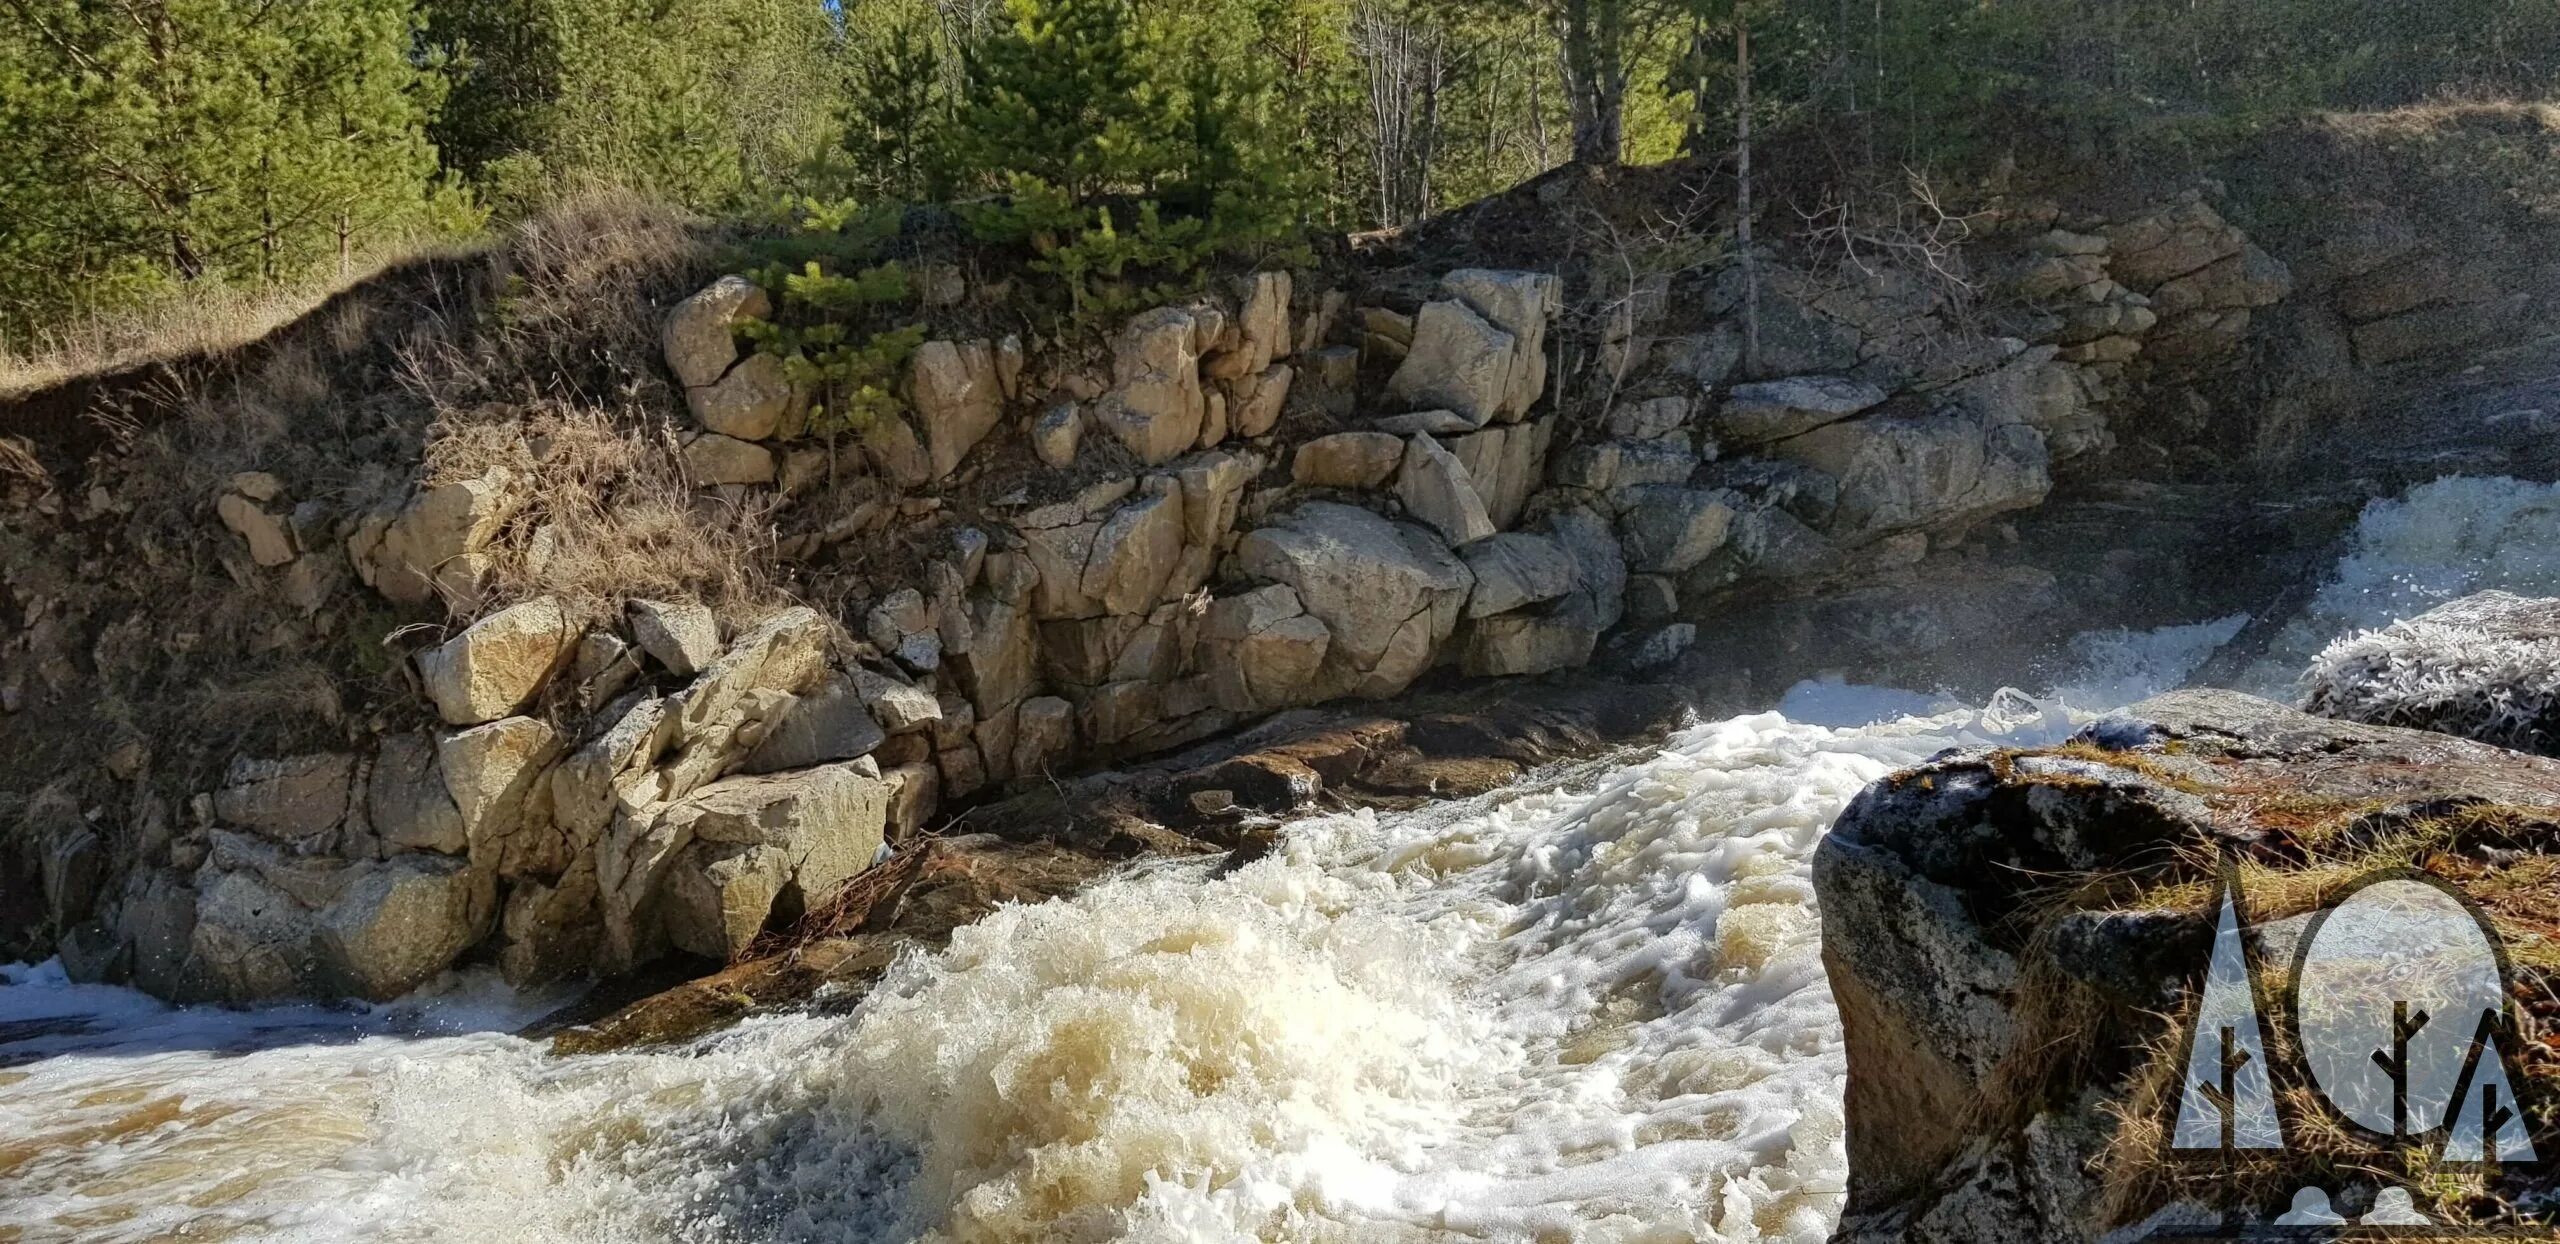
<box><xmin>1796</xmin><ymin>167</ymin><xmax>1985</xmax><ymax>303</ymax></box>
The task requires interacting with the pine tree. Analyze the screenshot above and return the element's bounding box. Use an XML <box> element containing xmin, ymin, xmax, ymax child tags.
<box><xmin>953</xmin><ymin>0</ymin><xmax>1168</xmax><ymax>200</ymax></box>
<box><xmin>419</xmin><ymin>0</ymin><xmax>844</xmax><ymax>216</ymax></box>
<box><xmin>0</xmin><ymin>0</ymin><xmax>460</xmax><ymax>333</ymax></box>
<box><xmin>842</xmin><ymin>19</ymin><xmax>951</xmax><ymax>201</ymax></box>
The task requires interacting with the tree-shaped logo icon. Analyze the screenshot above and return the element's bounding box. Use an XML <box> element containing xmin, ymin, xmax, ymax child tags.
<box><xmin>2171</xmin><ymin>878</ymin><xmax>2283</xmax><ymax>1151</ymax></box>
<box><xmin>2291</xmin><ymin>872</ymin><xmax>2538</xmax><ymax>1166</ymax></box>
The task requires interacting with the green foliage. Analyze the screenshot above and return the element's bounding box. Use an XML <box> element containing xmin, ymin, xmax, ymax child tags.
<box><xmin>0</xmin><ymin>0</ymin><xmax>466</xmax><ymax>334</ymax></box>
<box><xmin>839</xmin><ymin>18</ymin><xmax>952</xmax><ymax>202</ymax></box>
<box><xmin>420</xmin><ymin>0</ymin><xmax>846</xmax><ymax>216</ymax></box>
<box><xmin>739</xmin><ymin>248</ymin><xmax>924</xmax><ymax>439</ymax></box>
<box><xmin>920</xmin><ymin>0</ymin><xmax>1319</xmax><ymax>328</ymax></box>
<box><xmin>1712</xmin><ymin>0</ymin><xmax>2560</xmax><ymax>173</ymax></box>
<box><xmin>951</xmin><ymin>0</ymin><xmax>1167</xmax><ymax>201</ymax></box>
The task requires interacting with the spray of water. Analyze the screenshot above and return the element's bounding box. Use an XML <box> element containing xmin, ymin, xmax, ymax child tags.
<box><xmin>3</xmin><ymin>474</ymin><xmax>2550</xmax><ymax>1244</ymax></box>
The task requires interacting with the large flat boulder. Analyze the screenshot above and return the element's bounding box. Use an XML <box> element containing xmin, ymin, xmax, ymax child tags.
<box><xmin>1384</xmin><ymin>298</ymin><xmax>1513</xmax><ymax>428</ymax></box>
<box><xmin>1236</xmin><ymin>502</ymin><xmax>1473</xmax><ymax>700</ymax></box>
<box><xmin>188</xmin><ymin>832</ymin><xmax>496</xmax><ymax>1002</ymax></box>
<box><xmin>1766</xmin><ymin>404</ymin><xmax>2049</xmax><ymax>543</ymax></box>
<box><xmin>1819</xmin><ymin>689</ymin><xmax>2560</xmax><ymax>1241</ymax></box>
<box><xmin>1459</xmin><ymin>532</ymin><xmax>1577</xmax><ymax>618</ymax></box>
<box><xmin>653</xmin><ymin>762</ymin><xmax>893</xmax><ymax>961</ymax></box>
<box><xmin>1711</xmin><ymin>374</ymin><xmax>1887</xmax><ymax>446</ymax></box>
<box><xmin>416</xmin><ymin>596</ymin><xmax>579</xmax><ymax>725</ymax></box>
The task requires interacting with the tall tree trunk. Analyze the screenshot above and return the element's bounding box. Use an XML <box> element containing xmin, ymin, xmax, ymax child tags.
<box><xmin>1736</xmin><ymin>17</ymin><xmax>1760</xmax><ymax>378</ymax></box>
<box><xmin>1557</xmin><ymin>0</ymin><xmax>1626</xmax><ymax>166</ymax></box>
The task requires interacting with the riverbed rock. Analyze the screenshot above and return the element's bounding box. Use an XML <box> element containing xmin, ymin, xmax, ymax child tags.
<box><xmin>663</xmin><ymin>276</ymin><xmax>771</xmax><ymax>389</ymax></box>
<box><xmin>654</xmin><ymin>763</ymin><xmax>893</xmax><ymax>960</ymax></box>
<box><xmin>1462</xmin><ymin>592</ymin><xmax>1601</xmax><ymax>677</ymax></box>
<box><xmin>317</xmin><ymin>851</ymin><xmax>501</xmax><ymax>999</ymax></box>
<box><xmin>498</xmin><ymin>864</ymin><xmax>600</xmax><ymax>987</ymax></box>
<box><xmin>190</xmin><ymin>833</ymin><xmax>496</xmax><ymax>1002</ymax></box>
<box><xmin>1819</xmin><ymin>689</ymin><xmax>2560</xmax><ymax>1242</ymax></box>
<box><xmin>913</xmin><ymin>339</ymin><xmax>1006</xmax><ymax>479</ymax></box>
<box><xmin>1094</xmin><ymin>308</ymin><xmax>1205</xmax><ymax>465</ymax></box>
<box><xmin>2302</xmin><ymin>590</ymin><xmax>2560</xmax><ymax>756</ymax></box>
<box><xmin>416</xmin><ymin>596</ymin><xmax>579</xmax><ymax>725</ymax></box>
<box><xmin>1237</xmin><ymin>502</ymin><xmax>1472</xmax><ymax>699</ymax></box>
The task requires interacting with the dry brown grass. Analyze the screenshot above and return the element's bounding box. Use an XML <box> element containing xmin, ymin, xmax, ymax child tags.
<box><xmin>458</xmin><ymin>406</ymin><xmax>781</xmax><ymax>622</ymax></box>
<box><xmin>376</xmin><ymin>191</ymin><xmax>785</xmax><ymax>623</ymax></box>
<box><xmin>0</xmin><ymin>190</ymin><xmax>753</xmax><ymax>783</ymax></box>
<box><xmin>0</xmin><ymin>239</ymin><xmax>467</xmax><ymax>400</ymax></box>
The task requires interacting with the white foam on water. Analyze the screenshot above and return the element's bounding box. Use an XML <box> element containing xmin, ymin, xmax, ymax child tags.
<box><xmin>0</xmin><ymin>612</ymin><xmax>2261</xmax><ymax>1244</ymax></box>
<box><xmin>2239</xmin><ymin>475</ymin><xmax>2560</xmax><ymax>694</ymax></box>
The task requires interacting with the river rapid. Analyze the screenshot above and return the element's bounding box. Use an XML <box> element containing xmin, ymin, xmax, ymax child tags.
<box><xmin>7</xmin><ymin>476</ymin><xmax>2559</xmax><ymax>1244</ymax></box>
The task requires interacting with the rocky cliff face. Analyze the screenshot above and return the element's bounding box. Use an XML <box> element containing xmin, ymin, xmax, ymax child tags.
<box><xmin>9</xmin><ymin>119</ymin><xmax>2560</xmax><ymax>1005</ymax></box>
<box><xmin>1818</xmin><ymin>687</ymin><xmax>2560</xmax><ymax>1238</ymax></box>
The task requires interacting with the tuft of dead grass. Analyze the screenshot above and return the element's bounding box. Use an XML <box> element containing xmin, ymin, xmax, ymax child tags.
<box><xmin>0</xmin><ymin>240</ymin><xmax>467</xmax><ymax>401</ymax></box>
<box><xmin>483</xmin><ymin>406</ymin><xmax>781</xmax><ymax>620</ymax></box>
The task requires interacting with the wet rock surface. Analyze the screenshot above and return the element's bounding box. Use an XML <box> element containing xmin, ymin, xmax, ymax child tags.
<box><xmin>1819</xmin><ymin>689</ymin><xmax>2560</xmax><ymax>1241</ymax></box>
<box><xmin>538</xmin><ymin>674</ymin><xmax>1688</xmax><ymax>1052</ymax></box>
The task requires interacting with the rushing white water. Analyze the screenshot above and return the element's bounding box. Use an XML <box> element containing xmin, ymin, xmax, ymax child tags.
<box><xmin>2238</xmin><ymin>475</ymin><xmax>2560</xmax><ymax>695</ymax></box>
<box><xmin>1</xmin><ymin>473</ymin><xmax>2544</xmax><ymax>1244</ymax></box>
<box><xmin>0</xmin><ymin>695</ymin><xmax>2150</xmax><ymax>1244</ymax></box>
